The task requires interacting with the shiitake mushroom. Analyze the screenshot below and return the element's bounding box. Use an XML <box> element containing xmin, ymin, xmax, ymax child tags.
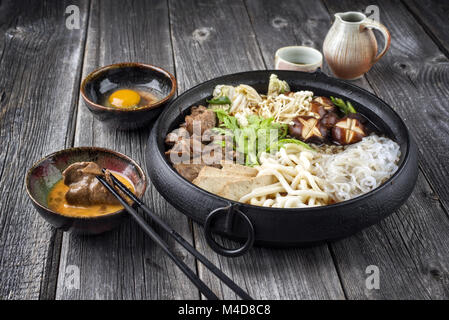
<box><xmin>313</xmin><ymin>97</ymin><xmax>336</xmax><ymax>113</ymax></box>
<box><xmin>332</xmin><ymin>116</ymin><xmax>366</xmax><ymax>145</ymax></box>
<box><xmin>288</xmin><ymin>96</ymin><xmax>368</xmax><ymax>146</ymax></box>
<box><xmin>289</xmin><ymin>116</ymin><xmax>328</xmax><ymax>144</ymax></box>
<box><xmin>309</xmin><ymin>101</ymin><xmax>327</xmax><ymax>119</ymax></box>
<box><xmin>320</xmin><ymin>112</ymin><xmax>339</xmax><ymax>129</ymax></box>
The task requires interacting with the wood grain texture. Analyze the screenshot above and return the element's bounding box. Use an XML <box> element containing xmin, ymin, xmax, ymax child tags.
<box><xmin>55</xmin><ymin>0</ymin><xmax>198</xmax><ymax>300</ymax></box>
<box><xmin>403</xmin><ymin>0</ymin><xmax>449</xmax><ymax>57</ymax></box>
<box><xmin>170</xmin><ymin>0</ymin><xmax>266</xmax><ymax>92</ymax></box>
<box><xmin>169</xmin><ymin>0</ymin><xmax>345</xmax><ymax>300</ymax></box>
<box><xmin>322</xmin><ymin>0</ymin><xmax>449</xmax><ymax>299</ymax></box>
<box><xmin>1</xmin><ymin>0</ymin><xmax>447</xmax><ymax>301</ymax></box>
<box><xmin>330</xmin><ymin>172</ymin><xmax>449</xmax><ymax>299</ymax></box>
<box><xmin>0</xmin><ymin>0</ymin><xmax>89</xmax><ymax>299</ymax></box>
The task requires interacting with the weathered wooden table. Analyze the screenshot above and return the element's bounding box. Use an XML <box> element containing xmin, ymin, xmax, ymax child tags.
<box><xmin>1</xmin><ymin>0</ymin><xmax>448</xmax><ymax>300</ymax></box>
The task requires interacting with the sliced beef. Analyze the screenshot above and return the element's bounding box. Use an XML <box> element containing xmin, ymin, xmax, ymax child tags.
<box><xmin>165</xmin><ymin>106</ymin><xmax>219</xmax><ymax>164</ymax></box>
<box><xmin>63</xmin><ymin>162</ymin><xmax>102</xmax><ymax>185</ymax></box>
<box><xmin>173</xmin><ymin>161</ymin><xmax>222</xmax><ymax>182</ymax></box>
<box><xmin>165</xmin><ymin>127</ymin><xmax>190</xmax><ymax>145</ymax></box>
<box><xmin>103</xmin><ymin>170</ymin><xmax>132</xmax><ymax>205</ymax></box>
<box><xmin>201</xmin><ymin>143</ymin><xmax>236</xmax><ymax>165</ymax></box>
<box><xmin>62</xmin><ymin>162</ymin><xmax>120</xmax><ymax>206</ymax></box>
<box><xmin>173</xmin><ymin>163</ymin><xmax>206</xmax><ymax>182</ymax></box>
<box><xmin>165</xmin><ymin>105</ymin><xmax>229</xmax><ymax>180</ymax></box>
<box><xmin>201</xmin><ymin>128</ymin><xmax>223</xmax><ymax>143</ymax></box>
<box><xmin>165</xmin><ymin>137</ymin><xmax>205</xmax><ymax>163</ymax></box>
<box><xmin>185</xmin><ymin>105</ymin><xmax>216</xmax><ymax>135</ymax></box>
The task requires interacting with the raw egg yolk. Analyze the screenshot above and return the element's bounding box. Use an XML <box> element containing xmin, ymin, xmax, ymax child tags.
<box><xmin>108</xmin><ymin>89</ymin><xmax>141</xmax><ymax>108</ymax></box>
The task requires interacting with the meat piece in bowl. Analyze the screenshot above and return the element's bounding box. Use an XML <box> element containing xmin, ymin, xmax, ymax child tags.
<box><xmin>63</xmin><ymin>162</ymin><xmax>123</xmax><ymax>206</ymax></box>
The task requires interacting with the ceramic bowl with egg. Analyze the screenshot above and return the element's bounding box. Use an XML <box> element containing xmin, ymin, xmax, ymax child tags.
<box><xmin>25</xmin><ymin>147</ymin><xmax>147</xmax><ymax>235</ymax></box>
<box><xmin>81</xmin><ymin>63</ymin><xmax>176</xmax><ymax>130</ymax></box>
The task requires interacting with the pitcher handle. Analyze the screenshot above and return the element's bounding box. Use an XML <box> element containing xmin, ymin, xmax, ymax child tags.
<box><xmin>360</xmin><ymin>19</ymin><xmax>391</xmax><ymax>63</ymax></box>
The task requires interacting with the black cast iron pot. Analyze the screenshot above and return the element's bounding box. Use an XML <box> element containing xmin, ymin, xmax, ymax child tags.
<box><xmin>146</xmin><ymin>70</ymin><xmax>418</xmax><ymax>257</ymax></box>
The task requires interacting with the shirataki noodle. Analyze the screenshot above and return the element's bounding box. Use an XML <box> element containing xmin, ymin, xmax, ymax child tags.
<box><xmin>314</xmin><ymin>135</ymin><xmax>401</xmax><ymax>202</ymax></box>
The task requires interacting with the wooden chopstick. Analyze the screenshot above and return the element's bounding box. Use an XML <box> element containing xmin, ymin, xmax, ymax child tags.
<box><xmin>101</xmin><ymin>170</ymin><xmax>253</xmax><ymax>300</ymax></box>
<box><xmin>96</xmin><ymin>175</ymin><xmax>219</xmax><ymax>300</ymax></box>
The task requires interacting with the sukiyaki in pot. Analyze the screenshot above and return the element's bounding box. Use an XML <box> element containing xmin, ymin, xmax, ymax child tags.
<box><xmin>146</xmin><ymin>70</ymin><xmax>418</xmax><ymax>256</ymax></box>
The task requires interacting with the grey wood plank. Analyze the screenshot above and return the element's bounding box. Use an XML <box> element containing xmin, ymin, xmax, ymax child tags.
<box><xmin>170</xmin><ymin>0</ymin><xmax>265</xmax><ymax>92</ymax></box>
<box><xmin>330</xmin><ymin>172</ymin><xmax>449</xmax><ymax>299</ymax></box>
<box><xmin>403</xmin><ymin>0</ymin><xmax>449</xmax><ymax>57</ymax></box>
<box><xmin>0</xmin><ymin>0</ymin><xmax>89</xmax><ymax>299</ymax></box>
<box><xmin>193</xmin><ymin>237</ymin><xmax>345</xmax><ymax>300</ymax></box>
<box><xmin>322</xmin><ymin>0</ymin><xmax>449</xmax><ymax>299</ymax></box>
<box><xmin>56</xmin><ymin>0</ymin><xmax>198</xmax><ymax>300</ymax></box>
<box><xmin>169</xmin><ymin>0</ymin><xmax>345</xmax><ymax>300</ymax></box>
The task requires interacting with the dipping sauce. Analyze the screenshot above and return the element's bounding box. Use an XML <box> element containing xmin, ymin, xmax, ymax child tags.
<box><xmin>103</xmin><ymin>87</ymin><xmax>162</xmax><ymax>109</ymax></box>
<box><xmin>47</xmin><ymin>171</ymin><xmax>134</xmax><ymax>217</ymax></box>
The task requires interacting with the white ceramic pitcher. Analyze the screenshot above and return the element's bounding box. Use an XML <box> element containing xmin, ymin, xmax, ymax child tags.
<box><xmin>323</xmin><ymin>11</ymin><xmax>391</xmax><ymax>80</ymax></box>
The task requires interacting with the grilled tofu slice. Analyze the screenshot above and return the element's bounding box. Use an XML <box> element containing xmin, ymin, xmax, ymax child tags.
<box><xmin>218</xmin><ymin>175</ymin><xmax>276</xmax><ymax>201</ymax></box>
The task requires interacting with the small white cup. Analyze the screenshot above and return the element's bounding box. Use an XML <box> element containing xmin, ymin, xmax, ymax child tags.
<box><xmin>275</xmin><ymin>46</ymin><xmax>323</xmax><ymax>72</ymax></box>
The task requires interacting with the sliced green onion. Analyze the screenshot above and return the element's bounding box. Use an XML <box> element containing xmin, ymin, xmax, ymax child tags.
<box><xmin>330</xmin><ymin>96</ymin><xmax>357</xmax><ymax>114</ymax></box>
<box><xmin>267</xmin><ymin>138</ymin><xmax>313</xmax><ymax>152</ymax></box>
<box><xmin>206</xmin><ymin>96</ymin><xmax>232</xmax><ymax>105</ymax></box>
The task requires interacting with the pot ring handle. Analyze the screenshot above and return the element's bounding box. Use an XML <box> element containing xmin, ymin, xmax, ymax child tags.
<box><xmin>204</xmin><ymin>204</ymin><xmax>255</xmax><ymax>257</ymax></box>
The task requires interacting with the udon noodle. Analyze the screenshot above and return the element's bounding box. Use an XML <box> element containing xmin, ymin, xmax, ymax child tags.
<box><xmin>239</xmin><ymin>135</ymin><xmax>401</xmax><ymax>208</ymax></box>
<box><xmin>240</xmin><ymin>143</ymin><xmax>329</xmax><ymax>208</ymax></box>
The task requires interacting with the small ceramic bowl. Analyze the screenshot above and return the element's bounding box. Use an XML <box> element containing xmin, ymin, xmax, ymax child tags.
<box><xmin>25</xmin><ymin>147</ymin><xmax>147</xmax><ymax>235</ymax></box>
<box><xmin>81</xmin><ymin>63</ymin><xmax>177</xmax><ymax>130</ymax></box>
<box><xmin>275</xmin><ymin>46</ymin><xmax>323</xmax><ymax>72</ymax></box>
